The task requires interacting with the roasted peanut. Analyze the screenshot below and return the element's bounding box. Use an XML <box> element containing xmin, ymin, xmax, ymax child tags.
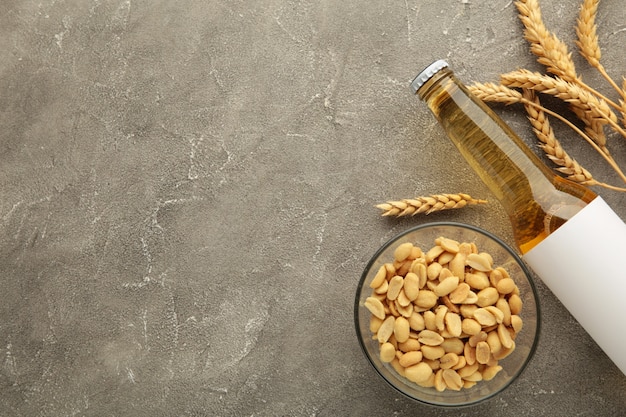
<box><xmin>476</xmin><ymin>341</ymin><xmax>491</xmax><ymax>364</ymax></box>
<box><xmin>473</xmin><ymin>308</ymin><xmax>497</xmax><ymax>327</ymax></box>
<box><xmin>511</xmin><ymin>315</ymin><xmax>523</xmax><ymax>333</ymax></box>
<box><xmin>439</xmin><ymin>352</ymin><xmax>460</xmax><ymax>369</ymax></box>
<box><xmin>393</xmin><ymin>316</ymin><xmax>411</xmax><ymax>343</ymax></box>
<box><xmin>425</xmin><ymin>245</ymin><xmax>445</xmax><ymax>263</ymax></box>
<box><xmin>370</xmin><ymin>265</ymin><xmax>388</xmax><ymax>289</ymax></box>
<box><xmin>445</xmin><ymin>312</ymin><xmax>463</xmax><ymax>337</ymax></box>
<box><xmin>466</xmin><ymin>253</ymin><xmax>492</xmax><ymax>272</ymax></box>
<box><xmin>387</xmin><ymin>275</ymin><xmax>404</xmax><ymax>301</ymax></box>
<box><xmin>398</xmin><ymin>338</ymin><xmax>421</xmax><ymax>353</ymax></box>
<box><xmin>441</xmin><ymin>337</ymin><xmax>464</xmax><ymax>355</ymax></box>
<box><xmin>408</xmin><ymin>311</ymin><xmax>425</xmax><ymax>331</ymax></box>
<box><xmin>399</xmin><ymin>350</ymin><xmax>423</xmax><ymax>367</ymax></box>
<box><xmin>377</xmin><ymin>316</ymin><xmax>395</xmax><ymax>343</ymax></box>
<box><xmin>476</xmin><ymin>287</ymin><xmax>499</xmax><ymax>307</ymax></box>
<box><xmin>364</xmin><ymin>297</ymin><xmax>386</xmax><ymax>320</ymax></box>
<box><xmin>418</xmin><ymin>329</ymin><xmax>445</xmax><ymax>346</ymax></box>
<box><xmin>442</xmin><ymin>369</ymin><xmax>463</xmax><ymax>391</ymax></box>
<box><xmin>427</xmin><ymin>262</ymin><xmax>443</xmax><ymax>281</ymax></box>
<box><xmin>405</xmin><ymin>362</ymin><xmax>433</xmax><ymax>383</ymax></box>
<box><xmin>415</xmin><ymin>290</ymin><xmax>438</xmax><ymax>309</ymax></box>
<box><xmin>380</xmin><ymin>342</ymin><xmax>396</xmax><ymax>363</ymax></box>
<box><xmin>461</xmin><ymin>318</ymin><xmax>482</xmax><ymax>336</ymax></box>
<box><xmin>422</xmin><ymin>345</ymin><xmax>446</xmax><ymax>360</ymax></box>
<box><xmin>394</xmin><ymin>242</ymin><xmax>414</xmax><ymax>263</ymax></box>
<box><xmin>434</xmin><ymin>276</ymin><xmax>460</xmax><ymax>297</ymax></box>
<box><xmin>508</xmin><ymin>294</ymin><xmax>523</xmax><ymax>315</ymax></box>
<box><xmin>496</xmin><ymin>277</ymin><xmax>517</xmax><ymax>295</ymax></box>
<box><xmin>449</xmin><ymin>283</ymin><xmax>471</xmax><ymax>304</ymax></box>
<box><xmin>438</xmin><ymin>237</ymin><xmax>460</xmax><ymax>253</ymax></box>
<box><xmin>403</xmin><ymin>272</ymin><xmax>420</xmax><ymax>301</ymax></box>
<box><xmin>465</xmin><ymin>272</ymin><xmax>490</xmax><ymax>290</ymax></box>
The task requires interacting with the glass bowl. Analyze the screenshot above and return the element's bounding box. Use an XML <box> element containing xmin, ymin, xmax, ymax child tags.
<box><xmin>354</xmin><ymin>222</ymin><xmax>540</xmax><ymax>407</ymax></box>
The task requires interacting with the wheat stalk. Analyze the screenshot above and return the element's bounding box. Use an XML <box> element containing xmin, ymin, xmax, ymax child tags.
<box><xmin>376</xmin><ymin>194</ymin><xmax>488</xmax><ymax>217</ymax></box>
<box><xmin>576</xmin><ymin>0</ymin><xmax>626</xmax><ymax>100</ymax></box>
<box><xmin>621</xmin><ymin>77</ymin><xmax>626</xmax><ymax>126</ymax></box>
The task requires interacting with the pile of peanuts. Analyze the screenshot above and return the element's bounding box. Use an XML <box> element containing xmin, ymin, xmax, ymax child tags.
<box><xmin>363</xmin><ymin>236</ymin><xmax>523</xmax><ymax>392</ymax></box>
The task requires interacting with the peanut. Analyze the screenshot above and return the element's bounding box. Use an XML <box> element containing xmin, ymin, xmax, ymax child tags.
<box><xmin>466</xmin><ymin>253</ymin><xmax>492</xmax><ymax>272</ymax></box>
<box><xmin>364</xmin><ymin>297</ymin><xmax>385</xmax><ymax>320</ymax></box>
<box><xmin>415</xmin><ymin>290</ymin><xmax>438</xmax><ymax>309</ymax></box>
<box><xmin>370</xmin><ymin>265</ymin><xmax>388</xmax><ymax>289</ymax></box>
<box><xmin>439</xmin><ymin>352</ymin><xmax>460</xmax><ymax>369</ymax></box>
<box><xmin>511</xmin><ymin>315</ymin><xmax>523</xmax><ymax>333</ymax></box>
<box><xmin>422</xmin><ymin>345</ymin><xmax>446</xmax><ymax>360</ymax></box>
<box><xmin>449</xmin><ymin>249</ymin><xmax>466</xmax><ymax>272</ymax></box>
<box><xmin>408</xmin><ymin>311</ymin><xmax>425</xmax><ymax>332</ymax></box>
<box><xmin>393</xmin><ymin>316</ymin><xmax>411</xmax><ymax>343</ymax></box>
<box><xmin>476</xmin><ymin>287</ymin><xmax>499</xmax><ymax>307</ymax></box>
<box><xmin>508</xmin><ymin>294</ymin><xmax>523</xmax><ymax>315</ymax></box>
<box><xmin>496</xmin><ymin>277</ymin><xmax>517</xmax><ymax>295</ymax></box>
<box><xmin>426</xmin><ymin>245</ymin><xmax>445</xmax><ymax>263</ymax></box>
<box><xmin>387</xmin><ymin>275</ymin><xmax>404</xmax><ymax>301</ymax></box>
<box><xmin>476</xmin><ymin>341</ymin><xmax>491</xmax><ymax>364</ymax></box>
<box><xmin>403</xmin><ymin>272</ymin><xmax>420</xmax><ymax>301</ymax></box>
<box><xmin>497</xmin><ymin>323</ymin><xmax>514</xmax><ymax>349</ymax></box>
<box><xmin>441</xmin><ymin>337</ymin><xmax>464</xmax><ymax>355</ymax></box>
<box><xmin>380</xmin><ymin>342</ymin><xmax>396</xmax><ymax>363</ymax></box>
<box><xmin>427</xmin><ymin>262</ymin><xmax>443</xmax><ymax>281</ymax></box>
<box><xmin>465</xmin><ymin>272</ymin><xmax>490</xmax><ymax>290</ymax></box>
<box><xmin>445</xmin><ymin>312</ymin><xmax>463</xmax><ymax>337</ymax></box>
<box><xmin>377</xmin><ymin>316</ymin><xmax>395</xmax><ymax>343</ymax></box>
<box><xmin>399</xmin><ymin>350</ymin><xmax>423</xmax><ymax>367</ymax></box>
<box><xmin>473</xmin><ymin>308</ymin><xmax>497</xmax><ymax>327</ymax></box>
<box><xmin>442</xmin><ymin>369</ymin><xmax>463</xmax><ymax>391</ymax></box>
<box><xmin>398</xmin><ymin>339</ymin><xmax>420</xmax><ymax>353</ymax></box>
<box><xmin>418</xmin><ymin>329</ymin><xmax>444</xmax><ymax>346</ymax></box>
<box><xmin>449</xmin><ymin>283</ymin><xmax>470</xmax><ymax>304</ymax></box>
<box><xmin>405</xmin><ymin>362</ymin><xmax>433</xmax><ymax>383</ymax></box>
<box><xmin>438</xmin><ymin>237</ymin><xmax>460</xmax><ymax>253</ymax></box>
<box><xmin>434</xmin><ymin>276</ymin><xmax>460</xmax><ymax>297</ymax></box>
<box><xmin>394</xmin><ymin>242</ymin><xmax>414</xmax><ymax>263</ymax></box>
<box><xmin>482</xmin><ymin>365</ymin><xmax>503</xmax><ymax>381</ymax></box>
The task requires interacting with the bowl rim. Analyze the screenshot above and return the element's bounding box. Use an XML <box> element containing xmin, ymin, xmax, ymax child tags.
<box><xmin>354</xmin><ymin>221</ymin><xmax>541</xmax><ymax>407</ymax></box>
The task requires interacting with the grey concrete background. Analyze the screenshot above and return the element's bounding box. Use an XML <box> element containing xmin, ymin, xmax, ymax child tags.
<box><xmin>1</xmin><ymin>0</ymin><xmax>625</xmax><ymax>416</ymax></box>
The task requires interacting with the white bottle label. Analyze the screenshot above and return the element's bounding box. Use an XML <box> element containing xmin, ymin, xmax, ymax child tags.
<box><xmin>524</xmin><ymin>196</ymin><xmax>626</xmax><ymax>376</ymax></box>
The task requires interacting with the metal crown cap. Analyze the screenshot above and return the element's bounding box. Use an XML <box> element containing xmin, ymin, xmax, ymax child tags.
<box><xmin>410</xmin><ymin>60</ymin><xmax>449</xmax><ymax>94</ymax></box>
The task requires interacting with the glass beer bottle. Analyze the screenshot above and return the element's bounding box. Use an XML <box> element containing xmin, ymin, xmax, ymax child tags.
<box><xmin>411</xmin><ymin>60</ymin><xmax>626</xmax><ymax>376</ymax></box>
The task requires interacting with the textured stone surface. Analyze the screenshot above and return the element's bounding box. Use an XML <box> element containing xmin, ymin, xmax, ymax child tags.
<box><xmin>1</xmin><ymin>0</ymin><xmax>625</xmax><ymax>415</ymax></box>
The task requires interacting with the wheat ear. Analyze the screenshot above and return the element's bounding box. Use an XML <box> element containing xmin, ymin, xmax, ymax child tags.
<box><xmin>576</xmin><ymin>0</ymin><xmax>626</xmax><ymax>100</ymax></box>
<box><xmin>515</xmin><ymin>0</ymin><xmax>579</xmax><ymax>84</ymax></box>
<box><xmin>469</xmin><ymin>82</ymin><xmax>626</xmax><ymax>188</ymax></box>
<box><xmin>521</xmin><ymin>89</ymin><xmax>594</xmax><ymax>184</ymax></box>
<box><xmin>376</xmin><ymin>194</ymin><xmax>487</xmax><ymax>217</ymax></box>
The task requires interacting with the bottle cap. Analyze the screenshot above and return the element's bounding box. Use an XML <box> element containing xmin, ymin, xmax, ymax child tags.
<box><xmin>410</xmin><ymin>60</ymin><xmax>449</xmax><ymax>94</ymax></box>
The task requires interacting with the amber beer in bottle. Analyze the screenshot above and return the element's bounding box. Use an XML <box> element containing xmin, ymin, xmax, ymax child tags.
<box><xmin>411</xmin><ymin>60</ymin><xmax>626</xmax><ymax>376</ymax></box>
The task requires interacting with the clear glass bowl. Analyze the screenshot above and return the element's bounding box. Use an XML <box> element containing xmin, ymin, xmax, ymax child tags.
<box><xmin>354</xmin><ymin>222</ymin><xmax>540</xmax><ymax>407</ymax></box>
